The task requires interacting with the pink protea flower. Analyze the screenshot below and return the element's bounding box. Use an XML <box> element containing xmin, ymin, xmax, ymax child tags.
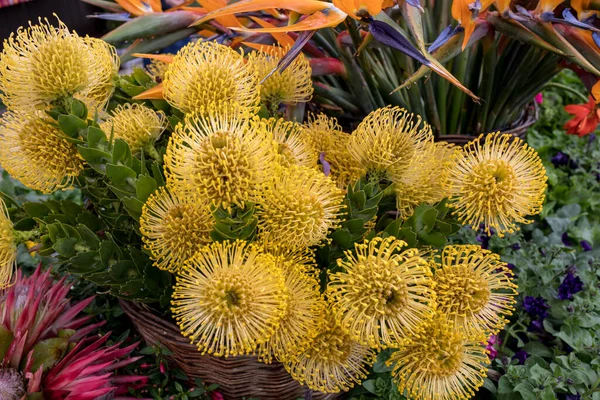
<box><xmin>0</xmin><ymin>265</ymin><xmax>148</xmax><ymax>399</ymax></box>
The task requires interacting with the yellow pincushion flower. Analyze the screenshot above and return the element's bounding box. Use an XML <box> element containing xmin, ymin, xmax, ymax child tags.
<box><xmin>101</xmin><ymin>103</ymin><xmax>166</xmax><ymax>154</ymax></box>
<box><xmin>258</xmin><ymin>259</ymin><xmax>326</xmax><ymax>364</ymax></box>
<box><xmin>247</xmin><ymin>45</ymin><xmax>313</xmax><ymax>110</ymax></box>
<box><xmin>395</xmin><ymin>141</ymin><xmax>460</xmax><ymax>218</ymax></box>
<box><xmin>444</xmin><ymin>132</ymin><xmax>547</xmax><ymax>236</ymax></box>
<box><xmin>253</xmin><ymin>117</ymin><xmax>317</xmax><ymax>168</ymax></box>
<box><xmin>389</xmin><ymin>314</ymin><xmax>489</xmax><ymax>400</ymax></box>
<box><xmin>348</xmin><ymin>106</ymin><xmax>433</xmax><ymax>182</ymax></box>
<box><xmin>163</xmin><ymin>41</ymin><xmax>260</xmax><ymax>115</ymax></box>
<box><xmin>0</xmin><ymin>198</ymin><xmax>16</xmax><ymax>289</ymax></box>
<box><xmin>257</xmin><ymin>165</ymin><xmax>345</xmax><ymax>250</ymax></box>
<box><xmin>304</xmin><ymin>114</ymin><xmax>365</xmax><ymax>188</ymax></box>
<box><xmin>171</xmin><ymin>241</ymin><xmax>287</xmax><ymax>357</ymax></box>
<box><xmin>0</xmin><ymin>18</ymin><xmax>119</xmax><ymax>112</ymax></box>
<box><xmin>327</xmin><ymin>237</ymin><xmax>436</xmax><ymax>348</ymax></box>
<box><xmin>284</xmin><ymin>310</ymin><xmax>376</xmax><ymax>393</ymax></box>
<box><xmin>0</xmin><ymin>112</ymin><xmax>83</xmax><ymax>193</ymax></box>
<box><xmin>140</xmin><ymin>187</ymin><xmax>214</xmax><ymax>273</ymax></box>
<box><xmin>164</xmin><ymin>106</ymin><xmax>277</xmax><ymax>210</ymax></box>
<box><xmin>430</xmin><ymin>245</ymin><xmax>517</xmax><ymax>335</ymax></box>
<box><xmin>146</xmin><ymin>54</ymin><xmax>174</xmax><ymax>81</ymax></box>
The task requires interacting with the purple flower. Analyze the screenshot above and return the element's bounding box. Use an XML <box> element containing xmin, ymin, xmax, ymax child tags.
<box><xmin>551</xmin><ymin>151</ymin><xmax>570</xmax><ymax>167</ymax></box>
<box><xmin>511</xmin><ymin>243</ymin><xmax>521</xmax><ymax>250</ymax></box>
<box><xmin>580</xmin><ymin>240</ymin><xmax>592</xmax><ymax>251</ymax></box>
<box><xmin>506</xmin><ymin>263</ymin><xmax>515</xmax><ymax>270</ymax></box>
<box><xmin>476</xmin><ymin>224</ymin><xmax>494</xmax><ymax>250</ymax></box>
<box><xmin>558</xmin><ymin>271</ymin><xmax>584</xmax><ymax>300</ymax></box>
<box><xmin>562</xmin><ymin>232</ymin><xmax>573</xmax><ymax>247</ymax></box>
<box><xmin>589</xmin><ymin>133</ymin><xmax>596</xmax><ymax>143</ymax></box>
<box><xmin>523</xmin><ymin>296</ymin><xmax>550</xmax><ymax>319</ymax></box>
<box><xmin>513</xmin><ymin>350</ymin><xmax>528</xmax><ymax>365</ymax></box>
<box><xmin>486</xmin><ymin>335</ymin><xmax>501</xmax><ymax>360</ymax></box>
<box><xmin>566</xmin><ymin>394</ymin><xmax>581</xmax><ymax>400</ymax></box>
<box><xmin>535</xmin><ymin>92</ymin><xmax>543</xmax><ymax>104</ymax></box>
<box><xmin>528</xmin><ymin>319</ymin><xmax>544</xmax><ymax>332</ymax></box>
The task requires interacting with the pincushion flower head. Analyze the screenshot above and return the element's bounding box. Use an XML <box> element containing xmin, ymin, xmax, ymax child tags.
<box><xmin>0</xmin><ymin>198</ymin><xmax>16</xmax><ymax>289</ymax></box>
<box><xmin>101</xmin><ymin>103</ymin><xmax>167</xmax><ymax>154</ymax></box>
<box><xmin>284</xmin><ymin>310</ymin><xmax>376</xmax><ymax>393</ymax></box>
<box><xmin>254</xmin><ymin>117</ymin><xmax>317</xmax><ymax>168</ymax></box>
<box><xmin>164</xmin><ymin>105</ymin><xmax>277</xmax><ymax>210</ymax></box>
<box><xmin>171</xmin><ymin>240</ymin><xmax>287</xmax><ymax>357</ymax></box>
<box><xmin>247</xmin><ymin>45</ymin><xmax>313</xmax><ymax>111</ymax></box>
<box><xmin>163</xmin><ymin>40</ymin><xmax>260</xmax><ymax>115</ymax></box>
<box><xmin>444</xmin><ymin>132</ymin><xmax>547</xmax><ymax>236</ymax></box>
<box><xmin>0</xmin><ymin>111</ymin><xmax>84</xmax><ymax>193</ymax></box>
<box><xmin>327</xmin><ymin>237</ymin><xmax>436</xmax><ymax>348</ymax></box>
<box><xmin>140</xmin><ymin>186</ymin><xmax>214</xmax><ymax>273</ymax></box>
<box><xmin>389</xmin><ymin>313</ymin><xmax>489</xmax><ymax>400</ymax></box>
<box><xmin>0</xmin><ymin>17</ymin><xmax>119</xmax><ymax>112</ymax></box>
<box><xmin>430</xmin><ymin>245</ymin><xmax>517</xmax><ymax>335</ymax></box>
<box><xmin>348</xmin><ymin>106</ymin><xmax>433</xmax><ymax>183</ymax></box>
<box><xmin>257</xmin><ymin>165</ymin><xmax>345</xmax><ymax>250</ymax></box>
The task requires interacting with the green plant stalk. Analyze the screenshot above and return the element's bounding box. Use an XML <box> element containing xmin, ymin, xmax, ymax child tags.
<box><xmin>543</xmin><ymin>82</ymin><xmax>589</xmax><ymax>103</ymax></box>
<box><xmin>461</xmin><ymin>44</ymin><xmax>483</xmax><ymax>134</ymax></box>
<box><xmin>448</xmin><ymin>50</ymin><xmax>468</xmax><ymax>134</ymax></box>
<box><xmin>478</xmin><ymin>40</ymin><xmax>498</xmax><ymax>133</ymax></box>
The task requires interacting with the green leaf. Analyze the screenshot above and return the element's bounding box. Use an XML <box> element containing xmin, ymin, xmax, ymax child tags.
<box><xmin>135</xmin><ymin>175</ymin><xmax>158</xmax><ymax>202</ymax></box>
<box><xmin>0</xmin><ymin>325</ymin><xmax>14</xmax><ymax>360</ymax></box>
<box><xmin>58</xmin><ymin>114</ymin><xmax>87</xmax><ymax>138</ymax></box>
<box><xmin>331</xmin><ymin>229</ymin><xmax>352</xmax><ymax>249</ymax></box>
<box><xmin>522</xmin><ymin>342</ymin><xmax>553</xmax><ymax>358</ymax></box>
<box><xmin>28</xmin><ymin>337</ymin><xmax>69</xmax><ymax>372</ymax></box>
<box><xmin>23</xmin><ymin>202</ymin><xmax>51</xmax><ymax>219</ymax></box>
<box><xmin>362</xmin><ymin>379</ymin><xmax>377</xmax><ymax>394</ymax></box>
<box><xmin>106</xmin><ymin>164</ymin><xmax>137</xmax><ymax>191</ymax></box>
<box><xmin>112</xmin><ymin>139</ymin><xmax>133</xmax><ymax>167</ymax></box>
<box><xmin>76</xmin><ymin>224</ymin><xmax>101</xmax><ymax>250</ymax></box>
<box><xmin>53</xmin><ymin>237</ymin><xmax>79</xmax><ymax>258</ymax></box>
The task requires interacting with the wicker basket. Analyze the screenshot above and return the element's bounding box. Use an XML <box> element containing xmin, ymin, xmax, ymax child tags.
<box><xmin>120</xmin><ymin>300</ymin><xmax>338</xmax><ymax>400</ymax></box>
<box><xmin>435</xmin><ymin>102</ymin><xmax>539</xmax><ymax>146</ymax></box>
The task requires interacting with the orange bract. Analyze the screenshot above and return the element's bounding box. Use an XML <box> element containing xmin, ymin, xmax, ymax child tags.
<box><xmin>115</xmin><ymin>0</ymin><xmax>162</xmax><ymax>16</ymax></box>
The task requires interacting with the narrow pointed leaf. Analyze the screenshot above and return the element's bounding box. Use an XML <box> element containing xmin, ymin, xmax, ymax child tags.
<box><xmin>401</xmin><ymin>0</ymin><xmax>426</xmax><ymax>51</ymax></box>
<box><xmin>87</xmin><ymin>13</ymin><xmax>132</xmax><ymax>21</ymax></box>
<box><xmin>120</xmin><ymin>28</ymin><xmax>198</xmax><ymax>63</ymax></box>
<box><xmin>102</xmin><ymin>11</ymin><xmax>200</xmax><ymax>43</ymax></box>
<box><xmin>81</xmin><ymin>0</ymin><xmax>126</xmax><ymax>12</ymax></box>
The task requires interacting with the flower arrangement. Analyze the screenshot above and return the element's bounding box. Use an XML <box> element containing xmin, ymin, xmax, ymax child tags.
<box><xmin>0</xmin><ymin>17</ymin><xmax>550</xmax><ymax>399</ymax></box>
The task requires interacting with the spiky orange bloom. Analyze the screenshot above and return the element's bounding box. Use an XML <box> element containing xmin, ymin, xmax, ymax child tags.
<box><xmin>430</xmin><ymin>245</ymin><xmax>517</xmax><ymax>335</ymax></box>
<box><xmin>0</xmin><ymin>198</ymin><xmax>16</xmax><ymax>289</ymax></box>
<box><xmin>389</xmin><ymin>314</ymin><xmax>489</xmax><ymax>400</ymax></box>
<box><xmin>163</xmin><ymin>41</ymin><xmax>260</xmax><ymax>115</ymax></box>
<box><xmin>247</xmin><ymin>45</ymin><xmax>313</xmax><ymax>109</ymax></box>
<box><xmin>257</xmin><ymin>165</ymin><xmax>345</xmax><ymax>250</ymax></box>
<box><xmin>348</xmin><ymin>106</ymin><xmax>433</xmax><ymax>183</ymax></box>
<box><xmin>444</xmin><ymin>132</ymin><xmax>547</xmax><ymax>236</ymax></box>
<box><xmin>328</xmin><ymin>237</ymin><xmax>436</xmax><ymax>348</ymax></box>
<box><xmin>101</xmin><ymin>103</ymin><xmax>166</xmax><ymax>153</ymax></box>
<box><xmin>304</xmin><ymin>113</ymin><xmax>365</xmax><ymax>188</ymax></box>
<box><xmin>253</xmin><ymin>117</ymin><xmax>317</xmax><ymax>168</ymax></box>
<box><xmin>0</xmin><ymin>112</ymin><xmax>83</xmax><ymax>193</ymax></box>
<box><xmin>0</xmin><ymin>18</ymin><xmax>119</xmax><ymax>112</ymax></box>
<box><xmin>140</xmin><ymin>187</ymin><xmax>214</xmax><ymax>273</ymax></box>
<box><xmin>171</xmin><ymin>241</ymin><xmax>287</xmax><ymax>357</ymax></box>
<box><xmin>284</xmin><ymin>310</ymin><xmax>376</xmax><ymax>393</ymax></box>
<box><xmin>164</xmin><ymin>106</ymin><xmax>277</xmax><ymax>209</ymax></box>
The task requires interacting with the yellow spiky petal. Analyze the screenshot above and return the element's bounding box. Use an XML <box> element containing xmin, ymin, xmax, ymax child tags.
<box><xmin>429</xmin><ymin>244</ymin><xmax>517</xmax><ymax>335</ymax></box>
<box><xmin>171</xmin><ymin>240</ymin><xmax>287</xmax><ymax>357</ymax></box>
<box><xmin>284</xmin><ymin>310</ymin><xmax>376</xmax><ymax>393</ymax></box>
<box><xmin>444</xmin><ymin>132</ymin><xmax>547</xmax><ymax>236</ymax></box>
<box><xmin>304</xmin><ymin>114</ymin><xmax>365</xmax><ymax>188</ymax></box>
<box><xmin>0</xmin><ymin>18</ymin><xmax>119</xmax><ymax>112</ymax></box>
<box><xmin>253</xmin><ymin>117</ymin><xmax>317</xmax><ymax>168</ymax></box>
<box><xmin>0</xmin><ymin>112</ymin><xmax>83</xmax><ymax>193</ymax></box>
<box><xmin>328</xmin><ymin>237</ymin><xmax>436</xmax><ymax>348</ymax></box>
<box><xmin>140</xmin><ymin>187</ymin><xmax>214</xmax><ymax>273</ymax></box>
<box><xmin>389</xmin><ymin>313</ymin><xmax>489</xmax><ymax>400</ymax></box>
<box><xmin>247</xmin><ymin>45</ymin><xmax>313</xmax><ymax>111</ymax></box>
<box><xmin>163</xmin><ymin>41</ymin><xmax>260</xmax><ymax>115</ymax></box>
<box><xmin>164</xmin><ymin>106</ymin><xmax>277</xmax><ymax>210</ymax></box>
<box><xmin>0</xmin><ymin>199</ymin><xmax>16</xmax><ymax>289</ymax></box>
<box><xmin>257</xmin><ymin>165</ymin><xmax>345</xmax><ymax>250</ymax></box>
<box><xmin>146</xmin><ymin>54</ymin><xmax>174</xmax><ymax>81</ymax></box>
<box><xmin>101</xmin><ymin>103</ymin><xmax>166</xmax><ymax>153</ymax></box>
<box><xmin>348</xmin><ymin>106</ymin><xmax>433</xmax><ymax>182</ymax></box>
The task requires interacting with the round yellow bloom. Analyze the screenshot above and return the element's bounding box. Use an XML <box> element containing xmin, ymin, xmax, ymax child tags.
<box><xmin>430</xmin><ymin>245</ymin><xmax>517</xmax><ymax>335</ymax></box>
<box><xmin>164</xmin><ymin>106</ymin><xmax>277</xmax><ymax>209</ymax></box>
<box><xmin>304</xmin><ymin>114</ymin><xmax>365</xmax><ymax>188</ymax></box>
<box><xmin>171</xmin><ymin>241</ymin><xmax>287</xmax><ymax>357</ymax></box>
<box><xmin>0</xmin><ymin>18</ymin><xmax>119</xmax><ymax>112</ymax></box>
<box><xmin>257</xmin><ymin>165</ymin><xmax>345</xmax><ymax>250</ymax></box>
<box><xmin>163</xmin><ymin>41</ymin><xmax>260</xmax><ymax>115</ymax></box>
<box><xmin>101</xmin><ymin>103</ymin><xmax>166</xmax><ymax>153</ymax></box>
<box><xmin>247</xmin><ymin>45</ymin><xmax>313</xmax><ymax>110</ymax></box>
<box><xmin>0</xmin><ymin>199</ymin><xmax>16</xmax><ymax>289</ymax></box>
<box><xmin>348</xmin><ymin>106</ymin><xmax>433</xmax><ymax>182</ymax></box>
<box><xmin>395</xmin><ymin>141</ymin><xmax>460</xmax><ymax>218</ymax></box>
<box><xmin>284</xmin><ymin>310</ymin><xmax>376</xmax><ymax>393</ymax></box>
<box><xmin>389</xmin><ymin>314</ymin><xmax>489</xmax><ymax>400</ymax></box>
<box><xmin>0</xmin><ymin>112</ymin><xmax>83</xmax><ymax>193</ymax></box>
<box><xmin>140</xmin><ymin>187</ymin><xmax>214</xmax><ymax>273</ymax></box>
<box><xmin>253</xmin><ymin>117</ymin><xmax>317</xmax><ymax>168</ymax></box>
<box><xmin>444</xmin><ymin>132</ymin><xmax>547</xmax><ymax>236</ymax></box>
<box><xmin>146</xmin><ymin>54</ymin><xmax>173</xmax><ymax>81</ymax></box>
<box><xmin>258</xmin><ymin>259</ymin><xmax>326</xmax><ymax>364</ymax></box>
<box><xmin>328</xmin><ymin>237</ymin><xmax>436</xmax><ymax>348</ymax></box>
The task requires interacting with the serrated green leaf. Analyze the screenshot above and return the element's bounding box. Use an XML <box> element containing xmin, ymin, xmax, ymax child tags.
<box><xmin>28</xmin><ymin>337</ymin><xmax>68</xmax><ymax>372</ymax></box>
<box><xmin>53</xmin><ymin>237</ymin><xmax>79</xmax><ymax>258</ymax></box>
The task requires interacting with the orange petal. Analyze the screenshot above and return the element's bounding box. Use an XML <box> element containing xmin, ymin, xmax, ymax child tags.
<box><xmin>592</xmin><ymin>80</ymin><xmax>600</xmax><ymax>104</ymax></box>
<box><xmin>132</xmin><ymin>53</ymin><xmax>174</xmax><ymax>63</ymax></box>
<box><xmin>534</xmin><ymin>0</ymin><xmax>565</xmax><ymax>14</ymax></box>
<box><xmin>249</xmin><ymin>16</ymin><xmax>295</xmax><ymax>47</ymax></box>
<box><xmin>133</xmin><ymin>84</ymin><xmax>164</xmax><ymax>100</ymax></box>
<box><xmin>196</xmin><ymin>0</ymin><xmax>243</xmax><ymax>28</ymax></box>
<box><xmin>231</xmin><ymin>9</ymin><xmax>347</xmax><ymax>32</ymax></box>
<box><xmin>115</xmin><ymin>0</ymin><xmax>157</xmax><ymax>16</ymax></box>
<box><xmin>333</xmin><ymin>0</ymin><xmax>384</xmax><ymax>19</ymax></box>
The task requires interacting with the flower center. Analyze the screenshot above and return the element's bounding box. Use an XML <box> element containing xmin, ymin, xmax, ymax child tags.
<box><xmin>435</xmin><ymin>265</ymin><xmax>491</xmax><ymax>316</ymax></box>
